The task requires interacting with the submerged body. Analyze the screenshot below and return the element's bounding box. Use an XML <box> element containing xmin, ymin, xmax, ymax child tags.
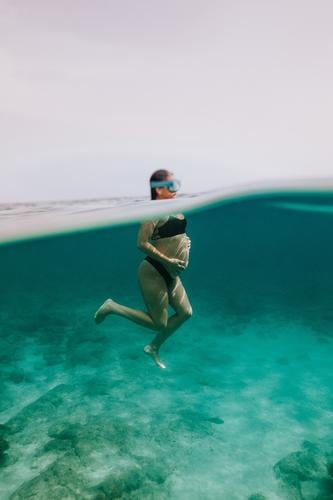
<box><xmin>95</xmin><ymin>213</ymin><xmax>192</xmax><ymax>369</ymax></box>
<box><xmin>137</xmin><ymin>213</ymin><xmax>192</xmax><ymax>367</ymax></box>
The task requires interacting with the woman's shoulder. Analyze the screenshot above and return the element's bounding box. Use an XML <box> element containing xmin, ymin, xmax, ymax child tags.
<box><xmin>139</xmin><ymin>214</ymin><xmax>185</xmax><ymax>229</ymax></box>
<box><xmin>174</xmin><ymin>213</ymin><xmax>186</xmax><ymax>220</ymax></box>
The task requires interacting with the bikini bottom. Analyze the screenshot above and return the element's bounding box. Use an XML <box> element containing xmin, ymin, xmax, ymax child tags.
<box><xmin>145</xmin><ymin>256</ymin><xmax>175</xmax><ymax>288</ymax></box>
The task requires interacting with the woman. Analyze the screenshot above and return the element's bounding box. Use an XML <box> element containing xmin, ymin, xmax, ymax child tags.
<box><xmin>94</xmin><ymin>169</ymin><xmax>192</xmax><ymax>369</ymax></box>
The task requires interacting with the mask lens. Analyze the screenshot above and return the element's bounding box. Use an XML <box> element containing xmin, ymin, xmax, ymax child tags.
<box><xmin>168</xmin><ymin>179</ymin><xmax>181</xmax><ymax>192</ymax></box>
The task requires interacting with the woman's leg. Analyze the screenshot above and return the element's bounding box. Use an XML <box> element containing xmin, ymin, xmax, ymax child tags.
<box><xmin>94</xmin><ymin>261</ymin><xmax>191</xmax><ymax>368</ymax></box>
<box><xmin>94</xmin><ymin>261</ymin><xmax>169</xmax><ymax>332</ymax></box>
<box><xmin>137</xmin><ymin>261</ymin><xmax>172</xmax><ymax>368</ymax></box>
<box><xmin>149</xmin><ymin>278</ymin><xmax>192</xmax><ymax>351</ymax></box>
<box><xmin>94</xmin><ymin>298</ymin><xmax>156</xmax><ymax>329</ymax></box>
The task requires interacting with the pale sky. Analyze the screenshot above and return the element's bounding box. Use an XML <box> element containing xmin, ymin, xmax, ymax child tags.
<box><xmin>1</xmin><ymin>0</ymin><xmax>332</xmax><ymax>202</ymax></box>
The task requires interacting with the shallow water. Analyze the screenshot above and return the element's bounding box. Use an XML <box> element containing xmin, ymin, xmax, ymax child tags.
<box><xmin>0</xmin><ymin>192</ymin><xmax>333</xmax><ymax>499</ymax></box>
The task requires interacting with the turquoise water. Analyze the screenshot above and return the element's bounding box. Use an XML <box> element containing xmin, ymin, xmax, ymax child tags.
<box><xmin>0</xmin><ymin>192</ymin><xmax>333</xmax><ymax>499</ymax></box>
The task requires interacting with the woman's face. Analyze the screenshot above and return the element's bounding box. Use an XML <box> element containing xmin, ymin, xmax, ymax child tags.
<box><xmin>155</xmin><ymin>173</ymin><xmax>177</xmax><ymax>200</ymax></box>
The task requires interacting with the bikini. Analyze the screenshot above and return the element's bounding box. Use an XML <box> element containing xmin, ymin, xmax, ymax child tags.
<box><xmin>145</xmin><ymin>216</ymin><xmax>187</xmax><ymax>287</ymax></box>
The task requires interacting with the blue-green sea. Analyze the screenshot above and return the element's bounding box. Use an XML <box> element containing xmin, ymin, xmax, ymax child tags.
<box><xmin>1</xmin><ymin>190</ymin><xmax>333</xmax><ymax>499</ymax></box>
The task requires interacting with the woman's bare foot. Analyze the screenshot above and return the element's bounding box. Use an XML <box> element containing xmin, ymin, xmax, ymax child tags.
<box><xmin>94</xmin><ymin>299</ymin><xmax>118</xmax><ymax>324</ymax></box>
<box><xmin>144</xmin><ymin>344</ymin><xmax>166</xmax><ymax>369</ymax></box>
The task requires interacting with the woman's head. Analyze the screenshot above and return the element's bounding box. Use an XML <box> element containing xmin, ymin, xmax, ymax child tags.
<box><xmin>149</xmin><ymin>169</ymin><xmax>180</xmax><ymax>200</ymax></box>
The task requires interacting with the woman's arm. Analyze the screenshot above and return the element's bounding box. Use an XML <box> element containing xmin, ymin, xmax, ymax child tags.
<box><xmin>137</xmin><ymin>221</ymin><xmax>171</xmax><ymax>265</ymax></box>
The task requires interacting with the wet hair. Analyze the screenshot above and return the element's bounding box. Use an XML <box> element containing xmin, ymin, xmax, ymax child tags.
<box><xmin>150</xmin><ymin>169</ymin><xmax>171</xmax><ymax>200</ymax></box>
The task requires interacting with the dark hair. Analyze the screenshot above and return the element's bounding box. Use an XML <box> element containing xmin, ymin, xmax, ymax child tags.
<box><xmin>149</xmin><ymin>169</ymin><xmax>171</xmax><ymax>200</ymax></box>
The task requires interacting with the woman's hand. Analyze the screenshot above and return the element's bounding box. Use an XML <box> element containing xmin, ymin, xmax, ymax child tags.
<box><xmin>166</xmin><ymin>258</ymin><xmax>187</xmax><ymax>278</ymax></box>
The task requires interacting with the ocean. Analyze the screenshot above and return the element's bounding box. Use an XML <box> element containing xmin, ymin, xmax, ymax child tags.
<box><xmin>0</xmin><ymin>186</ymin><xmax>333</xmax><ymax>499</ymax></box>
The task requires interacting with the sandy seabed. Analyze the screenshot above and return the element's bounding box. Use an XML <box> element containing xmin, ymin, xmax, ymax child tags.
<box><xmin>1</xmin><ymin>290</ymin><xmax>333</xmax><ymax>500</ymax></box>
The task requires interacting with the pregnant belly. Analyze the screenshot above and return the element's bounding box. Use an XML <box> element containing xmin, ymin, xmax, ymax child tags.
<box><xmin>155</xmin><ymin>235</ymin><xmax>190</xmax><ymax>277</ymax></box>
<box><xmin>175</xmin><ymin>239</ymin><xmax>190</xmax><ymax>268</ymax></box>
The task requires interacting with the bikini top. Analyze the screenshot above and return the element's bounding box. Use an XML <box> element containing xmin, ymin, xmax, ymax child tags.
<box><xmin>151</xmin><ymin>215</ymin><xmax>187</xmax><ymax>240</ymax></box>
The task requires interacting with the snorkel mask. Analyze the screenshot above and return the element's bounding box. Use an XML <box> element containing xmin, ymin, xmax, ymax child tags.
<box><xmin>150</xmin><ymin>178</ymin><xmax>181</xmax><ymax>193</ymax></box>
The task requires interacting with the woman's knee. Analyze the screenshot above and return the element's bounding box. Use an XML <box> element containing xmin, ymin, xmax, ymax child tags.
<box><xmin>181</xmin><ymin>305</ymin><xmax>193</xmax><ymax>321</ymax></box>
